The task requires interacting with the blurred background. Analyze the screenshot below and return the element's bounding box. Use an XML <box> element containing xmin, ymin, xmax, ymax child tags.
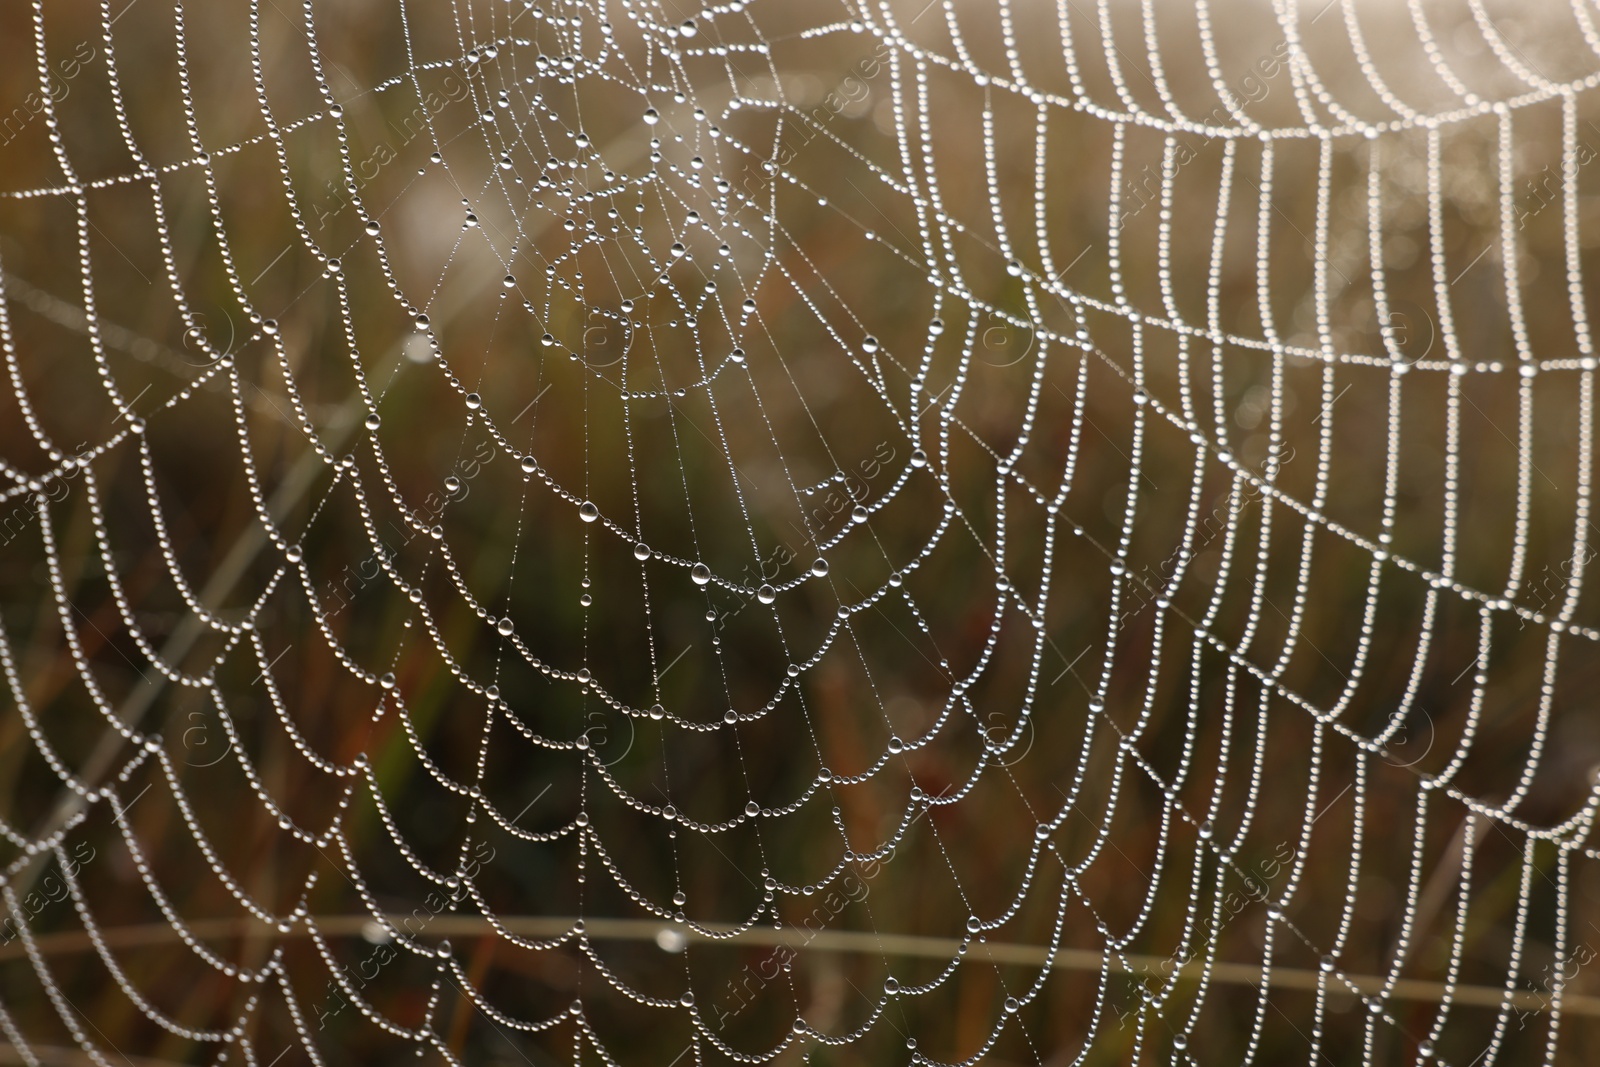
<box><xmin>1</xmin><ymin>0</ymin><xmax>1599</xmax><ymax>1063</ymax></box>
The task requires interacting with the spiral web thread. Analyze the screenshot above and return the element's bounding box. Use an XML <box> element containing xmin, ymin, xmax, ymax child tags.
<box><xmin>2</xmin><ymin>0</ymin><xmax>1600</xmax><ymax>1063</ymax></box>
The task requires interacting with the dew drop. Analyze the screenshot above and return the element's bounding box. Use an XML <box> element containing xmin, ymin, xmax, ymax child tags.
<box><xmin>643</xmin><ymin>107</ymin><xmax>660</xmax><ymax>124</ymax></box>
<box><xmin>261</xmin><ymin>319</ymin><xmax>279</xmax><ymax>336</ymax></box>
<box><xmin>579</xmin><ymin>500</ymin><xmax>600</xmax><ymax>522</ymax></box>
<box><xmin>757</xmin><ymin>584</ymin><xmax>776</xmax><ymax>604</ymax></box>
<box><xmin>285</xmin><ymin>544</ymin><xmax>303</xmax><ymax>563</ymax></box>
<box><xmin>884</xmin><ymin>977</ymin><xmax>899</xmax><ymax>995</ymax></box>
<box><xmin>364</xmin><ymin>414</ymin><xmax>381</xmax><ymax>431</ymax></box>
<box><xmin>910</xmin><ymin>448</ymin><xmax>928</xmax><ymax>467</ymax></box>
<box><xmin>497</xmin><ymin>617</ymin><xmax>515</xmax><ymax>637</ymax></box>
<box><xmin>691</xmin><ymin>563</ymin><xmax>712</xmax><ymax>585</ymax></box>
<box><xmin>379</xmin><ymin>672</ymin><xmax>396</xmax><ymax>690</ymax></box>
<box><xmin>810</xmin><ymin>558</ymin><xmax>829</xmax><ymax>577</ymax></box>
<box><xmin>465</xmin><ymin>392</ymin><xmax>482</xmax><ymax>410</ymax></box>
<box><xmin>365</xmin><ymin>220</ymin><xmax>381</xmax><ymax>236</ymax></box>
<box><xmin>851</xmin><ymin>505</ymin><xmax>869</xmax><ymax>523</ymax></box>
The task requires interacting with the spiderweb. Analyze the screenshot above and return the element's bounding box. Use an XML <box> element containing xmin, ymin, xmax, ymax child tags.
<box><xmin>1</xmin><ymin>0</ymin><xmax>1599</xmax><ymax>1062</ymax></box>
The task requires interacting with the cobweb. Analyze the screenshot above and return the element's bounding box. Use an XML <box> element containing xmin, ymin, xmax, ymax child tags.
<box><xmin>1</xmin><ymin>0</ymin><xmax>1599</xmax><ymax>1063</ymax></box>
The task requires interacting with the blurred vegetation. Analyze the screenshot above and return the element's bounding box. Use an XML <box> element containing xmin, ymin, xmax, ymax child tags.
<box><xmin>1</xmin><ymin>0</ymin><xmax>1599</xmax><ymax>1064</ymax></box>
